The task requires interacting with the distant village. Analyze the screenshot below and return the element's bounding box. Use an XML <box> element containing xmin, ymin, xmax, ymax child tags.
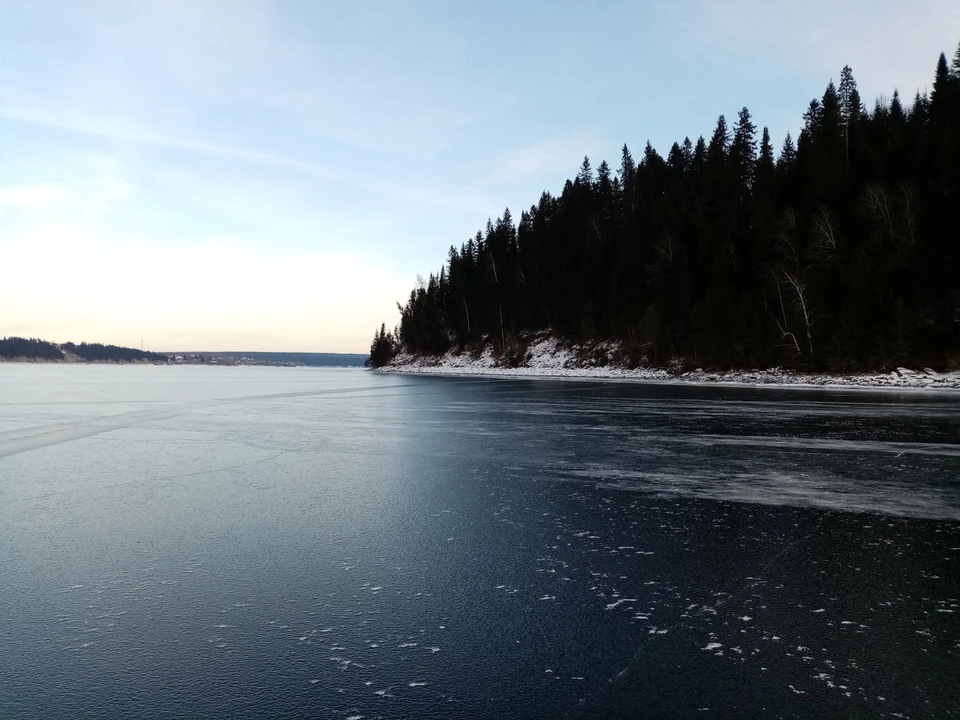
<box><xmin>169</xmin><ymin>354</ymin><xmax>299</xmax><ymax>367</ymax></box>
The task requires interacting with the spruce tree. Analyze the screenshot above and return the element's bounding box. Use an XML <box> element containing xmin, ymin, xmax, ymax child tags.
<box><xmin>692</xmin><ymin>136</ymin><xmax>707</xmax><ymax>175</ymax></box>
<box><xmin>367</xmin><ymin>324</ymin><xmax>396</xmax><ymax>368</ymax></box>
<box><xmin>731</xmin><ymin>107</ymin><xmax>758</xmax><ymax>188</ymax></box>
<box><xmin>618</xmin><ymin>144</ymin><xmax>637</xmax><ymax>213</ymax></box>
<box><xmin>931</xmin><ymin>52</ymin><xmax>952</xmax><ymax>110</ymax></box>
<box><xmin>890</xmin><ymin>89</ymin><xmax>906</xmax><ymax>124</ymax></box>
<box><xmin>757</xmin><ymin>128</ymin><xmax>776</xmax><ymax>192</ymax></box>
<box><xmin>838</xmin><ymin>65</ymin><xmax>863</xmax><ymax>122</ymax></box>
<box><xmin>803</xmin><ymin>99</ymin><xmax>822</xmax><ymax>134</ymax></box>
<box><xmin>576</xmin><ymin>156</ymin><xmax>593</xmax><ymax>185</ymax></box>
<box><xmin>681</xmin><ymin>137</ymin><xmax>694</xmax><ymax>166</ymax></box>
<box><xmin>708</xmin><ymin>115</ymin><xmax>730</xmax><ymax>158</ymax></box>
<box><xmin>779</xmin><ymin>133</ymin><xmax>797</xmax><ymax>167</ymax></box>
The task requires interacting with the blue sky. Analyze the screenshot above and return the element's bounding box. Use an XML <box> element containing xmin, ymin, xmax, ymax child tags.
<box><xmin>1</xmin><ymin>0</ymin><xmax>957</xmax><ymax>352</ymax></box>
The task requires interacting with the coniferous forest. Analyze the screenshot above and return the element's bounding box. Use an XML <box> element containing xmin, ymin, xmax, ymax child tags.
<box><xmin>60</xmin><ymin>342</ymin><xmax>167</xmax><ymax>364</ymax></box>
<box><xmin>0</xmin><ymin>337</ymin><xmax>167</xmax><ymax>363</ymax></box>
<box><xmin>0</xmin><ymin>337</ymin><xmax>64</xmax><ymax>361</ymax></box>
<box><xmin>371</xmin><ymin>45</ymin><xmax>960</xmax><ymax>371</ymax></box>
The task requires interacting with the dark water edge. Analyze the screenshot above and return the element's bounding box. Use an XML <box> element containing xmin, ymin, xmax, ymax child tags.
<box><xmin>1</xmin><ymin>366</ymin><xmax>958</xmax><ymax>719</ymax></box>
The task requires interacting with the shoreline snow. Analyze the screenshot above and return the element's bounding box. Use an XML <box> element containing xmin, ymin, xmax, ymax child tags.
<box><xmin>380</xmin><ymin>336</ymin><xmax>960</xmax><ymax>392</ymax></box>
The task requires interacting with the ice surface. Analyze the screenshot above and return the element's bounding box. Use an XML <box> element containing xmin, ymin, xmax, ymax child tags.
<box><xmin>3</xmin><ymin>365</ymin><xmax>958</xmax><ymax>719</ymax></box>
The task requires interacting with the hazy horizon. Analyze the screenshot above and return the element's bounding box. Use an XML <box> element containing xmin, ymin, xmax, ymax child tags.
<box><xmin>2</xmin><ymin>1</ymin><xmax>957</xmax><ymax>353</ymax></box>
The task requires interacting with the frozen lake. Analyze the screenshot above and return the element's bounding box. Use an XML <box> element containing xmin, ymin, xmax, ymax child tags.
<box><xmin>1</xmin><ymin>365</ymin><xmax>958</xmax><ymax>719</ymax></box>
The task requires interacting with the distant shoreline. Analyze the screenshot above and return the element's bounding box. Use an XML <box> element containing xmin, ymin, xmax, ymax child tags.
<box><xmin>0</xmin><ymin>336</ymin><xmax>366</xmax><ymax>367</ymax></box>
<box><xmin>0</xmin><ymin>358</ymin><xmax>365</xmax><ymax>368</ymax></box>
<box><xmin>0</xmin><ymin>358</ymin><xmax>156</xmax><ymax>365</ymax></box>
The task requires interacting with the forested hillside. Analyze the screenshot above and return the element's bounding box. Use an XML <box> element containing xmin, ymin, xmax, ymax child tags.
<box><xmin>0</xmin><ymin>337</ymin><xmax>64</xmax><ymax>360</ymax></box>
<box><xmin>61</xmin><ymin>342</ymin><xmax>167</xmax><ymax>363</ymax></box>
<box><xmin>0</xmin><ymin>337</ymin><xmax>167</xmax><ymax>362</ymax></box>
<box><xmin>373</xmin><ymin>45</ymin><xmax>960</xmax><ymax>371</ymax></box>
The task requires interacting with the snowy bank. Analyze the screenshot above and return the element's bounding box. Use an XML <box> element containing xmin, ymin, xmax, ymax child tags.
<box><xmin>380</xmin><ymin>336</ymin><xmax>960</xmax><ymax>390</ymax></box>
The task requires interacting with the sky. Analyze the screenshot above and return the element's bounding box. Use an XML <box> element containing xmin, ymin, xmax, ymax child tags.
<box><xmin>1</xmin><ymin>1</ymin><xmax>957</xmax><ymax>353</ymax></box>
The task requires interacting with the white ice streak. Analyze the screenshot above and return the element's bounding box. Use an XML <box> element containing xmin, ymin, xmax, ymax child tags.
<box><xmin>564</xmin><ymin>464</ymin><xmax>960</xmax><ymax>521</ymax></box>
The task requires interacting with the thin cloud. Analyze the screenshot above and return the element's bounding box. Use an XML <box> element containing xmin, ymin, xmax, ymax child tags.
<box><xmin>500</xmin><ymin>133</ymin><xmax>609</xmax><ymax>178</ymax></box>
<box><xmin>0</xmin><ymin>106</ymin><xmax>493</xmax><ymax>215</ymax></box>
<box><xmin>687</xmin><ymin>0</ymin><xmax>960</xmax><ymax>100</ymax></box>
<box><xmin>0</xmin><ymin>182</ymin><xmax>67</xmax><ymax>210</ymax></box>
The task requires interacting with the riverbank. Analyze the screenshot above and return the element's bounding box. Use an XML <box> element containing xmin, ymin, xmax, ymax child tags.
<box><xmin>381</xmin><ymin>336</ymin><xmax>960</xmax><ymax>390</ymax></box>
<box><xmin>0</xmin><ymin>357</ymin><xmax>158</xmax><ymax>365</ymax></box>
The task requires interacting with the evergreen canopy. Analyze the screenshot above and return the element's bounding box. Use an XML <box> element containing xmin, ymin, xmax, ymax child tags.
<box><xmin>375</xmin><ymin>43</ymin><xmax>960</xmax><ymax>371</ymax></box>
